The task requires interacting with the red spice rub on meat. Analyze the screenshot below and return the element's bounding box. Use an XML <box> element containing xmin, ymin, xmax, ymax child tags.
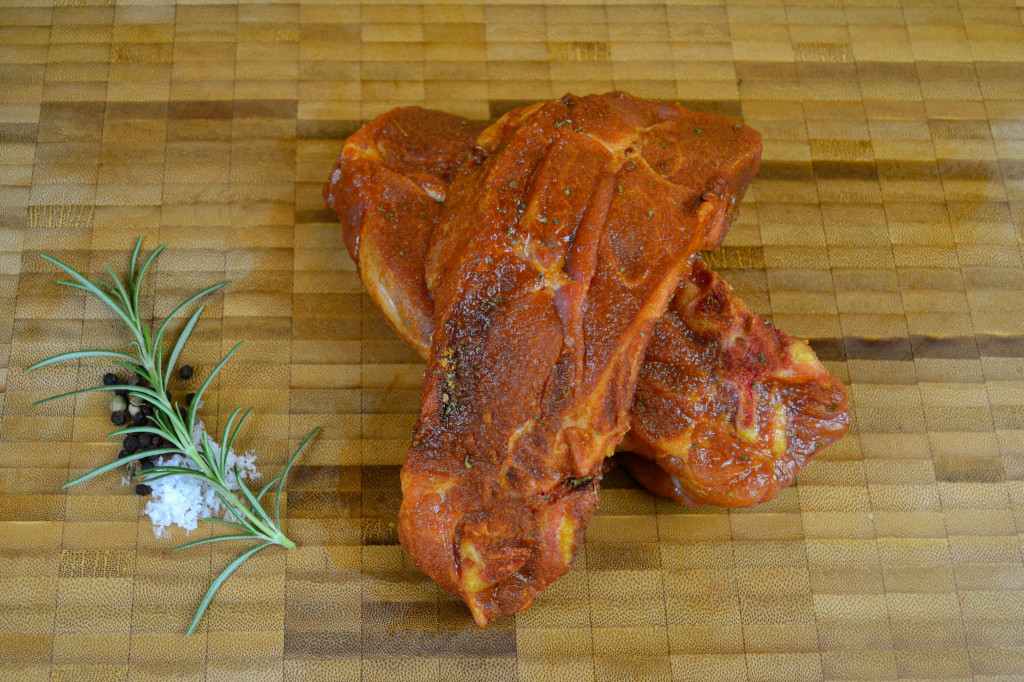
<box><xmin>399</xmin><ymin>93</ymin><xmax>761</xmax><ymax>624</ymax></box>
<box><xmin>619</xmin><ymin>258</ymin><xmax>849</xmax><ymax>507</ymax></box>
<box><xmin>323</xmin><ymin>94</ymin><xmax>849</xmax><ymax>625</ymax></box>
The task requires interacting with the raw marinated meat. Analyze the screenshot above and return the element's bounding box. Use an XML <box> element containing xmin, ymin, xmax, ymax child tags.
<box><xmin>617</xmin><ymin>258</ymin><xmax>850</xmax><ymax>507</ymax></box>
<box><xmin>397</xmin><ymin>93</ymin><xmax>761</xmax><ymax>624</ymax></box>
<box><xmin>324</xmin><ymin>104</ymin><xmax>847</xmax><ymax>511</ymax></box>
<box><xmin>323</xmin><ymin>95</ymin><xmax>849</xmax><ymax>624</ymax></box>
<box><xmin>324</xmin><ymin>107</ymin><xmax>484</xmax><ymax>357</ymax></box>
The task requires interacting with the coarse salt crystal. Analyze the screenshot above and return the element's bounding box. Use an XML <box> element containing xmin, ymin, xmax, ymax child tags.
<box><xmin>139</xmin><ymin>409</ymin><xmax>260</xmax><ymax>538</ymax></box>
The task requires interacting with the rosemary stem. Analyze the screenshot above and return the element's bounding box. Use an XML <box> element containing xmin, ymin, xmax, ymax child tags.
<box><xmin>137</xmin><ymin>338</ymin><xmax>293</xmax><ymax>546</ymax></box>
<box><xmin>140</xmin><ymin>359</ymin><xmax>216</xmax><ymax>481</ymax></box>
<box><xmin>206</xmin><ymin>477</ymin><xmax>280</xmax><ymax>537</ymax></box>
<box><xmin>36</xmin><ymin>238</ymin><xmax>309</xmax><ymax>636</ymax></box>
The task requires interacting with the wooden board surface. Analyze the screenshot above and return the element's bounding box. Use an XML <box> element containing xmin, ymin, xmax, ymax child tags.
<box><xmin>2</xmin><ymin>2</ymin><xmax>1024</xmax><ymax>680</ymax></box>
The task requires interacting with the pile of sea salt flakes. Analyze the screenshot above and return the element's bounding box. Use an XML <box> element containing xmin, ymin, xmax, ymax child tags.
<box><xmin>105</xmin><ymin>367</ymin><xmax>261</xmax><ymax>538</ymax></box>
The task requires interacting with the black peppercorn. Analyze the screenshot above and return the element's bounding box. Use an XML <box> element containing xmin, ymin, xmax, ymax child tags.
<box><xmin>179</xmin><ymin>365</ymin><xmax>194</xmax><ymax>380</ymax></box>
<box><xmin>139</xmin><ymin>458</ymin><xmax>154</xmax><ymax>470</ymax></box>
<box><xmin>110</xmin><ymin>411</ymin><xmax>126</xmax><ymax>426</ymax></box>
<box><xmin>114</xmin><ymin>388</ymin><xmax>128</xmax><ymax>398</ymax></box>
<box><xmin>132</xmin><ymin>412</ymin><xmax>146</xmax><ymax>426</ymax></box>
<box><xmin>118</xmin><ymin>449</ymin><xmax>130</xmax><ymax>459</ymax></box>
<box><xmin>138</xmin><ymin>434</ymin><xmax>151</xmax><ymax>448</ymax></box>
<box><xmin>185</xmin><ymin>392</ymin><xmax>195</xmax><ymax>404</ymax></box>
<box><xmin>103</xmin><ymin>372</ymin><xmax>118</xmax><ymax>386</ymax></box>
<box><xmin>123</xmin><ymin>435</ymin><xmax>139</xmax><ymax>453</ymax></box>
<box><xmin>165</xmin><ymin>390</ymin><xmax>173</xmax><ymax>403</ymax></box>
<box><xmin>134</xmin><ymin>484</ymin><xmax>151</xmax><ymax>496</ymax></box>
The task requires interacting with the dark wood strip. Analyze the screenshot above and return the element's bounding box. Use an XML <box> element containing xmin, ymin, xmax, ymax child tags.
<box><xmin>361</xmin><ymin>518</ymin><xmax>398</xmax><ymax>546</ymax></box>
<box><xmin>489</xmin><ymin>98</ymin><xmax>743</xmax><ymax>122</ymax></box>
<box><xmin>290</xmin><ymin>464</ymin><xmax>361</xmax><ymax>491</ymax></box>
<box><xmin>297</xmin><ymin>119</ymin><xmax>362</xmax><ymax>140</ymax></box>
<box><xmin>807</xmin><ymin>338</ymin><xmax>845</xmax><ymax>362</ymax></box>
<box><xmin>0</xmin><ymin>123</ymin><xmax>37</xmax><ymax>144</ymax></box>
<box><xmin>361</xmin><ymin>601</ymin><xmax>437</xmax><ymax>630</ymax></box>
<box><xmin>284</xmin><ymin>632</ymin><xmax>362</xmax><ymax>659</ymax></box>
<box><xmin>167</xmin><ymin>100</ymin><xmax>233</xmax><ymax>120</ymax></box>
<box><xmin>288</xmin><ymin>491</ymin><xmax>362</xmax><ymax>519</ymax></box>
<box><xmin>817</xmin><ymin>335</ymin><xmax>1023</xmax><ymax>361</ymax></box>
<box><xmin>295</xmin><ymin>207</ymin><xmax>338</xmax><ymax>224</ymax></box>
<box><xmin>297</xmin><ymin>121</ymin><xmax>1012</xmax><ymax>186</ymax></box>
<box><xmin>437</xmin><ymin>627</ymin><xmax>517</xmax><ymax>656</ymax></box>
<box><xmin>910</xmin><ymin>335</ymin><xmax>979</xmax><ymax>360</ymax></box>
<box><xmin>841</xmin><ymin>336</ymin><xmax>914</xmax><ymax>362</ymax></box>
<box><xmin>977</xmin><ymin>335</ymin><xmax>1024</xmax><ymax>358</ymax></box>
<box><xmin>359</xmin><ymin>628</ymin><xmax>516</xmax><ymax>657</ymax></box>
<box><xmin>760</xmin><ymin>159</ymin><xmax>1010</xmax><ymax>183</ymax></box>
<box><xmin>934</xmin><ymin>456</ymin><xmax>1004</xmax><ymax>483</ymax></box>
<box><xmin>165</xmin><ymin>99</ymin><xmax>297</xmax><ymax>121</ymax></box>
<box><xmin>235</xmin><ymin>99</ymin><xmax>297</xmax><ymax>119</ymax></box>
<box><xmin>104</xmin><ymin>101</ymin><xmax>168</xmax><ymax>119</ymax></box>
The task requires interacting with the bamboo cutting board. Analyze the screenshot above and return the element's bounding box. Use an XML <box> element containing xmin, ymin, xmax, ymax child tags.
<box><xmin>2</xmin><ymin>2</ymin><xmax>1023</xmax><ymax>681</ymax></box>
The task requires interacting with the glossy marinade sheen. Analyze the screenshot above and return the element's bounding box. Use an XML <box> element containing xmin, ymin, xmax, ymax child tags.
<box><xmin>617</xmin><ymin>258</ymin><xmax>850</xmax><ymax>507</ymax></box>
<box><xmin>323</xmin><ymin>107</ymin><xmax>484</xmax><ymax>357</ymax></box>
<box><xmin>396</xmin><ymin>93</ymin><xmax>763</xmax><ymax>624</ymax></box>
<box><xmin>323</xmin><ymin>104</ymin><xmax>848</xmax><ymax>513</ymax></box>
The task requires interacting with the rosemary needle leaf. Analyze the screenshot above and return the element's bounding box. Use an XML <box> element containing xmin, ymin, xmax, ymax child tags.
<box><xmin>185</xmin><ymin>542</ymin><xmax>273</xmax><ymax>637</ymax></box>
<box><xmin>186</xmin><ymin>341</ymin><xmax>242</xmax><ymax>433</ymax></box>
<box><xmin>133</xmin><ymin>242</ymin><xmax>165</xmax><ymax>301</ymax></box>
<box><xmin>153</xmin><ymin>280</ymin><xmax>229</xmax><ymax>354</ymax></box>
<box><xmin>103</xmin><ymin>264</ymin><xmax>133</xmax><ymax>311</ymax></box>
<box><xmin>174</xmin><ymin>534</ymin><xmax>261</xmax><ymax>552</ymax></box>
<box><xmin>55</xmin><ymin>279</ymin><xmax>96</xmax><ymax>295</ymax></box>
<box><xmin>64</xmin><ymin>450</ymin><xmax>173</xmax><ymax>489</ymax></box>
<box><xmin>219</xmin><ymin>407</ymin><xmax>245</xmax><ymax>473</ymax></box>
<box><xmin>202</xmin><ymin>516</ymin><xmax>252</xmax><ymax>533</ymax></box>
<box><xmin>109</xmin><ymin>425</ymin><xmax>168</xmax><ymax>438</ymax></box>
<box><xmin>31</xmin><ymin>383</ymin><xmax>143</xmax><ymax>408</ymax></box>
<box><xmin>256</xmin><ymin>475</ymin><xmax>283</xmax><ymax>502</ymax></box>
<box><xmin>276</xmin><ymin>426</ymin><xmax>320</xmax><ymax>526</ymax></box>
<box><xmin>110</xmin><ymin>359</ymin><xmax>149</xmax><ymax>376</ymax></box>
<box><xmin>210</xmin><ymin>490</ymin><xmax>274</xmax><ymax>541</ymax></box>
<box><xmin>235</xmin><ymin>464</ymin><xmax>275</xmax><ymax>526</ymax></box>
<box><xmin>163</xmin><ymin>306</ymin><xmax>204</xmax><ymax>388</ymax></box>
<box><xmin>212</xmin><ymin>491</ymin><xmax>257</xmax><ymax>531</ymax></box>
<box><xmin>222</xmin><ymin>407</ymin><xmax>254</xmax><ymax>473</ymax></box>
<box><xmin>135</xmin><ymin>465</ymin><xmax>213</xmax><ymax>481</ymax></box>
<box><xmin>39</xmin><ymin>254</ymin><xmax>138</xmax><ymax>336</ymax></box>
<box><xmin>33</xmin><ymin>238</ymin><xmax>317</xmax><ymax>636</ymax></box>
<box><xmin>26</xmin><ymin>350</ymin><xmax>141</xmax><ymax>372</ymax></box>
<box><xmin>128</xmin><ymin>235</ymin><xmax>143</xmax><ymax>283</ymax></box>
<box><xmin>198</xmin><ymin>430</ymin><xmax>218</xmax><ymax>477</ymax></box>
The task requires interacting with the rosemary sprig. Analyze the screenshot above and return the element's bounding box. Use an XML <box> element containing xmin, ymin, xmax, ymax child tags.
<box><xmin>28</xmin><ymin>237</ymin><xmax>318</xmax><ymax>636</ymax></box>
